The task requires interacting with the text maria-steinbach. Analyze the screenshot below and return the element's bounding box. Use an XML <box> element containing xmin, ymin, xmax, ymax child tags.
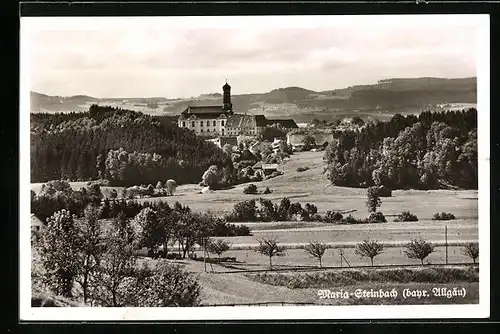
<box><xmin>317</xmin><ymin>287</ymin><xmax>467</xmax><ymax>300</ymax></box>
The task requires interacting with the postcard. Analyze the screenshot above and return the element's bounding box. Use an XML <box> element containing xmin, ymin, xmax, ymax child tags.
<box><xmin>20</xmin><ymin>14</ymin><xmax>490</xmax><ymax>320</ymax></box>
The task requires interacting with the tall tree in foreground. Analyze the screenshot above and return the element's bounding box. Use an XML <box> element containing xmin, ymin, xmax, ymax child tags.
<box><xmin>365</xmin><ymin>186</ymin><xmax>381</xmax><ymax>213</ymax></box>
<box><xmin>255</xmin><ymin>238</ymin><xmax>286</xmax><ymax>269</ymax></box>
<box><xmin>93</xmin><ymin>213</ymin><xmax>139</xmax><ymax>307</ymax></box>
<box><xmin>39</xmin><ymin>209</ymin><xmax>81</xmax><ymax>298</ymax></box>
<box><xmin>404</xmin><ymin>238</ymin><xmax>435</xmax><ymax>265</ymax></box>
<box><xmin>304</xmin><ymin>241</ymin><xmax>328</xmax><ymax>267</ymax></box>
<box><xmin>135</xmin><ymin>262</ymin><xmax>202</xmax><ymax>307</ymax></box>
<box><xmin>355</xmin><ymin>239</ymin><xmax>384</xmax><ymax>266</ymax></box>
<box><xmin>75</xmin><ymin>205</ymin><xmax>104</xmax><ymax>304</ymax></box>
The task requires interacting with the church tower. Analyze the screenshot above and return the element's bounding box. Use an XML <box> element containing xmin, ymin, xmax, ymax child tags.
<box><xmin>222</xmin><ymin>80</ymin><xmax>232</xmax><ymax>113</ymax></box>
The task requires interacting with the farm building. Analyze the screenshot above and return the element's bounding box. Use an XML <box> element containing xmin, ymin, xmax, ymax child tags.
<box><xmin>266</xmin><ymin>119</ymin><xmax>299</xmax><ymax>130</ymax></box>
<box><xmin>31</xmin><ymin>214</ymin><xmax>45</xmax><ymax>232</ymax></box>
<box><xmin>261</xmin><ymin>163</ymin><xmax>280</xmax><ymax>176</ymax></box>
<box><xmin>209</xmin><ymin>136</ymin><xmax>238</xmax><ymax>149</ymax></box>
<box><xmin>377</xmin><ymin>185</ymin><xmax>392</xmax><ymax>197</ymax></box>
<box><xmin>286</xmin><ymin>131</ymin><xmax>334</xmax><ymax>151</ymax></box>
<box><xmin>236</xmin><ymin>149</ymin><xmax>259</xmax><ymax>164</ymax></box>
<box><xmin>271</xmin><ymin>138</ymin><xmax>284</xmax><ymax>149</ymax></box>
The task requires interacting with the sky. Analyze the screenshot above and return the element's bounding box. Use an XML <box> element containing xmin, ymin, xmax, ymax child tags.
<box><xmin>22</xmin><ymin>15</ymin><xmax>481</xmax><ymax>99</ymax></box>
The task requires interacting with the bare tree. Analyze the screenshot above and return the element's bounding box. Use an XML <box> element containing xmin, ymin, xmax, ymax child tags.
<box><xmin>255</xmin><ymin>238</ymin><xmax>286</xmax><ymax>269</ymax></box>
<box><xmin>461</xmin><ymin>242</ymin><xmax>479</xmax><ymax>264</ymax></box>
<box><xmin>304</xmin><ymin>241</ymin><xmax>327</xmax><ymax>267</ymax></box>
<box><xmin>404</xmin><ymin>238</ymin><xmax>435</xmax><ymax>265</ymax></box>
<box><xmin>206</xmin><ymin>239</ymin><xmax>232</xmax><ymax>259</ymax></box>
<box><xmin>355</xmin><ymin>239</ymin><xmax>384</xmax><ymax>266</ymax></box>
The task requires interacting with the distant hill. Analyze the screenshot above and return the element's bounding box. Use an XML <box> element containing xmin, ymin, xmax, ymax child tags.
<box><xmin>30</xmin><ymin>77</ymin><xmax>476</xmax><ymax>121</ymax></box>
<box><xmin>30</xmin><ymin>91</ymin><xmax>99</xmax><ymax>113</ymax></box>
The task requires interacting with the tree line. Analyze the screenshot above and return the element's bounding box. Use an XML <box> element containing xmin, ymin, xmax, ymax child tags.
<box><xmin>31</xmin><ymin>180</ymin><xmax>251</xmax><ymax>237</ymax></box>
<box><xmin>253</xmin><ymin>237</ymin><xmax>479</xmax><ymax>269</ymax></box>
<box><xmin>33</xmin><ymin>206</ymin><xmax>202</xmax><ymax>306</ymax></box>
<box><xmin>324</xmin><ymin>109</ymin><xmax>477</xmax><ymax>189</ymax></box>
<box><xmin>30</xmin><ymin>105</ymin><xmax>231</xmax><ymax>185</ymax></box>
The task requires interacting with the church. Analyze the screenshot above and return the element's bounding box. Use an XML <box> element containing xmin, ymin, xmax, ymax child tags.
<box><xmin>177</xmin><ymin>81</ymin><xmax>298</xmax><ymax>137</ymax></box>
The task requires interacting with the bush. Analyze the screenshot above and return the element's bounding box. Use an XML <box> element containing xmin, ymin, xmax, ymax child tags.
<box><xmin>211</xmin><ymin>221</ymin><xmax>251</xmax><ymax>236</ymax></box>
<box><xmin>323</xmin><ymin>210</ymin><xmax>343</xmax><ymax>223</ymax></box>
<box><xmin>367</xmin><ymin>212</ymin><xmax>387</xmax><ymax>223</ymax></box>
<box><xmin>394</xmin><ymin>211</ymin><xmax>418</xmax><ymax>222</ymax></box>
<box><xmin>225</xmin><ymin>199</ymin><xmax>258</xmax><ymax>222</ymax></box>
<box><xmin>341</xmin><ymin>214</ymin><xmax>356</xmax><ymax>224</ymax></box>
<box><xmin>296</xmin><ymin>167</ymin><xmax>310</xmax><ymax>172</ymax></box>
<box><xmin>243</xmin><ymin>184</ymin><xmax>258</xmax><ymax>194</ymax></box>
<box><xmin>262</xmin><ymin>187</ymin><xmax>272</xmax><ymax>194</ymax></box>
<box><xmin>432</xmin><ymin>212</ymin><xmax>456</xmax><ymax>220</ymax></box>
<box><xmin>301</xmin><ymin>203</ymin><xmax>319</xmax><ymax>221</ymax></box>
<box><xmin>135</xmin><ymin>263</ymin><xmax>202</xmax><ymax>307</ymax></box>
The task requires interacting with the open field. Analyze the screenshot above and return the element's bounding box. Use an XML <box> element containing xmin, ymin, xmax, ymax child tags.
<box><xmin>31</xmin><ymin>150</ymin><xmax>480</xmax><ymax>306</ymax></box>
<box><xmin>138</xmin><ymin>151</ymin><xmax>478</xmax><ymax>220</ymax></box>
<box><xmin>207</xmin><ymin>246</ymin><xmax>475</xmax><ymax>271</ymax></box>
<box><xmin>32</xmin><ymin>151</ymin><xmax>478</xmax><ymax>221</ymax></box>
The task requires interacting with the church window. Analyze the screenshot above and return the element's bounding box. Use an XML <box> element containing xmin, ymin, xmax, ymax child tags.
<box><xmin>182</xmin><ymin>121</ymin><xmax>186</xmax><ymax>127</ymax></box>
<box><xmin>206</xmin><ymin>120</ymin><xmax>210</xmax><ymax>126</ymax></box>
<box><xmin>200</xmin><ymin>122</ymin><xmax>203</xmax><ymax>127</ymax></box>
<box><xmin>221</xmin><ymin>120</ymin><xmax>225</xmax><ymax>126</ymax></box>
<box><xmin>191</xmin><ymin>121</ymin><xmax>195</xmax><ymax>127</ymax></box>
<box><xmin>213</xmin><ymin>120</ymin><xmax>216</xmax><ymax>126</ymax></box>
<box><xmin>201</xmin><ymin>129</ymin><xmax>203</xmax><ymax>132</ymax></box>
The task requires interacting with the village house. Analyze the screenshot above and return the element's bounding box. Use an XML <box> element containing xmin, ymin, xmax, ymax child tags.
<box><xmin>286</xmin><ymin>131</ymin><xmax>334</xmax><ymax>151</ymax></box>
<box><xmin>31</xmin><ymin>214</ymin><xmax>44</xmax><ymax>232</ymax></box>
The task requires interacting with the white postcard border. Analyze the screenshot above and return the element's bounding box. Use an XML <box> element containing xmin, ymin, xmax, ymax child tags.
<box><xmin>19</xmin><ymin>14</ymin><xmax>490</xmax><ymax>321</ymax></box>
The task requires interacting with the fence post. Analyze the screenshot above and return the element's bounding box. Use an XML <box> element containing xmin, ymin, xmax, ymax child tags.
<box><xmin>445</xmin><ymin>225</ymin><xmax>448</xmax><ymax>265</ymax></box>
<box><xmin>203</xmin><ymin>237</ymin><xmax>207</xmax><ymax>272</ymax></box>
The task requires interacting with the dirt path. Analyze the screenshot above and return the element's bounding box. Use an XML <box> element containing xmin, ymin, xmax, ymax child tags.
<box><xmin>194</xmin><ymin>270</ymin><xmax>318</xmax><ymax>305</ymax></box>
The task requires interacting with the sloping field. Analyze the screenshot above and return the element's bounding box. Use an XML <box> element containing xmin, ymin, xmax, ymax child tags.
<box><xmin>30</xmin><ymin>151</ymin><xmax>478</xmax><ymax>221</ymax></box>
<box><xmin>185</xmin><ymin>260</ymin><xmax>479</xmax><ymax>305</ymax></box>
<box><xmin>138</xmin><ymin>151</ymin><xmax>478</xmax><ymax>220</ymax></box>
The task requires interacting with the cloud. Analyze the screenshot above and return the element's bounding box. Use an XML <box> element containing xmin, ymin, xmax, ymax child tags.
<box><xmin>24</xmin><ymin>18</ymin><xmax>479</xmax><ymax>97</ymax></box>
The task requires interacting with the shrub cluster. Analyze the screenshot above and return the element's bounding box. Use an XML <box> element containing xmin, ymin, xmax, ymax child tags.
<box><xmin>432</xmin><ymin>212</ymin><xmax>456</xmax><ymax>220</ymax></box>
<box><xmin>394</xmin><ymin>211</ymin><xmax>419</xmax><ymax>222</ymax></box>
<box><xmin>246</xmin><ymin>266</ymin><xmax>479</xmax><ymax>289</ymax></box>
<box><xmin>243</xmin><ymin>184</ymin><xmax>258</xmax><ymax>194</ymax></box>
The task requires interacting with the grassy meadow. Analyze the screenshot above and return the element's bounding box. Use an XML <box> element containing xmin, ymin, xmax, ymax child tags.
<box><xmin>31</xmin><ymin>150</ymin><xmax>480</xmax><ymax>306</ymax></box>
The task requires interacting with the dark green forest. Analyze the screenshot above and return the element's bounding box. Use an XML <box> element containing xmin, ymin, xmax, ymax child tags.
<box><xmin>30</xmin><ymin>105</ymin><xmax>231</xmax><ymax>185</ymax></box>
<box><xmin>324</xmin><ymin>108</ymin><xmax>478</xmax><ymax>189</ymax></box>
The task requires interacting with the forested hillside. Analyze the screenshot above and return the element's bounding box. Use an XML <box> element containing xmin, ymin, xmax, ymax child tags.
<box><xmin>30</xmin><ymin>105</ymin><xmax>230</xmax><ymax>185</ymax></box>
<box><xmin>324</xmin><ymin>108</ymin><xmax>478</xmax><ymax>190</ymax></box>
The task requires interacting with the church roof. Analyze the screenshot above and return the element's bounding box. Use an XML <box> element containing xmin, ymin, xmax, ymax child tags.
<box><xmin>254</xmin><ymin>115</ymin><xmax>268</xmax><ymax>127</ymax></box>
<box><xmin>226</xmin><ymin>114</ymin><xmax>268</xmax><ymax>128</ymax></box>
<box><xmin>180</xmin><ymin>105</ymin><xmax>227</xmax><ymax>120</ymax></box>
<box><xmin>223</xmin><ymin>82</ymin><xmax>231</xmax><ymax>89</ymax></box>
<box><xmin>183</xmin><ymin>105</ymin><xmax>225</xmax><ymax>114</ymax></box>
<box><xmin>267</xmin><ymin>119</ymin><xmax>299</xmax><ymax>129</ymax></box>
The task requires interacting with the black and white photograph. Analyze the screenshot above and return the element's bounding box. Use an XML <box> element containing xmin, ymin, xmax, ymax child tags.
<box><xmin>20</xmin><ymin>14</ymin><xmax>490</xmax><ymax>320</ymax></box>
